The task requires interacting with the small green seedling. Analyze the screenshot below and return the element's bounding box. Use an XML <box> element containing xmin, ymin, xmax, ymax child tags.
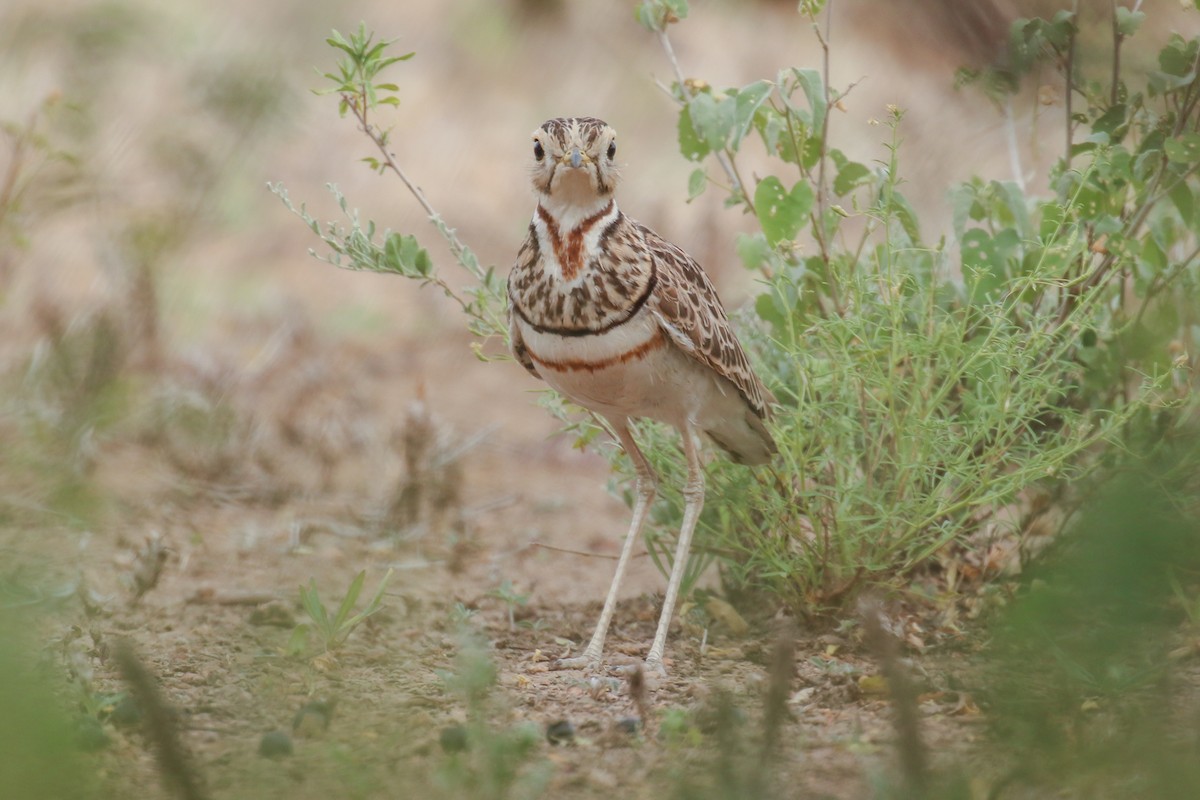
<box><xmin>449</xmin><ymin>601</ymin><xmax>478</xmax><ymax>625</ymax></box>
<box><xmin>488</xmin><ymin>579</ymin><xmax>529</xmax><ymax>631</ymax></box>
<box><xmin>290</xmin><ymin>568</ymin><xmax>393</xmax><ymax>654</ymax></box>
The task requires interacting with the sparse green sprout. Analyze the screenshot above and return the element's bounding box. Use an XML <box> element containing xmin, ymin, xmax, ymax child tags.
<box><xmin>269</xmin><ymin>25</ymin><xmax>508</xmax><ymax>346</ymax></box>
<box><xmin>487</xmin><ymin>579</ymin><xmax>529</xmax><ymax>631</ymax></box>
<box><xmin>434</xmin><ymin>633</ymin><xmax>553</xmax><ymax>797</ymax></box>
<box><xmin>315</xmin><ymin>22</ymin><xmax>413</xmax><ymax>123</ymax></box>
<box><xmin>290</xmin><ymin>568</ymin><xmax>393</xmax><ymax>654</ymax></box>
<box><xmin>450</xmin><ymin>601</ymin><xmax>479</xmax><ymax>625</ymax></box>
<box><xmin>634</xmin><ymin>0</ymin><xmax>688</xmax><ymax>33</ymax></box>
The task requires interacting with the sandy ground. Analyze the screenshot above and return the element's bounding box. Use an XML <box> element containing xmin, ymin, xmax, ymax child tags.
<box><xmin>3</xmin><ymin>1</ymin><xmax>1195</xmax><ymax>797</ymax></box>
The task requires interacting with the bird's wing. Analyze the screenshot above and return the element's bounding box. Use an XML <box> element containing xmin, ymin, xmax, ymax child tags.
<box><xmin>507</xmin><ymin>228</ymin><xmax>542</xmax><ymax>379</ymax></box>
<box><xmin>631</xmin><ymin>220</ymin><xmax>774</xmax><ymax>420</ymax></box>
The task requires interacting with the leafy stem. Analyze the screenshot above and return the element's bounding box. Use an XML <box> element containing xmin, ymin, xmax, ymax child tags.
<box><xmin>283</xmin><ymin>23</ymin><xmax>507</xmax><ymax>343</ymax></box>
<box><xmin>644</xmin><ymin>2</ymin><xmax>753</xmax><ymax>214</ymax></box>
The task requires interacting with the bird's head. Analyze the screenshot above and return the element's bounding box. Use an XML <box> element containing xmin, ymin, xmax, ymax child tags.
<box><xmin>529</xmin><ymin>117</ymin><xmax>620</xmax><ymax>207</ymax></box>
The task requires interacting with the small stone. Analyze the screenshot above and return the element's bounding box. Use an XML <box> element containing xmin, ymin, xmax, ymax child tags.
<box><xmin>258</xmin><ymin>730</ymin><xmax>293</xmax><ymax>759</ymax></box>
<box><xmin>588</xmin><ymin>768</ymin><xmax>619</xmax><ymax>789</ymax></box>
<box><xmin>292</xmin><ymin>699</ymin><xmax>336</xmax><ymax>736</ymax></box>
<box><xmin>545</xmin><ymin>719</ymin><xmax>575</xmax><ymax>746</ymax></box>
<box><xmin>439</xmin><ymin>724</ymin><xmax>469</xmax><ymax>754</ymax></box>
<box><xmin>615</xmin><ymin>716</ymin><xmax>640</xmax><ymax>735</ymax></box>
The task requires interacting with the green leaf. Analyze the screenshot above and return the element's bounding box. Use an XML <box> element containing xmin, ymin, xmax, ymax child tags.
<box><xmin>286</xmin><ymin>624</ymin><xmax>310</xmax><ymax>657</ymax></box>
<box><xmin>634</xmin><ymin>2</ymin><xmax>661</xmax><ymax>32</ymax></box>
<box><xmin>343</xmin><ymin>568</ymin><xmax>393</xmax><ymax>630</ymax></box>
<box><xmin>1038</xmin><ymin>202</ymin><xmax>1068</xmax><ymax>243</ymax></box>
<box><xmin>1158</xmin><ymin>34</ymin><xmax>1199</xmax><ymax>76</ymax></box>
<box><xmin>754</xmin><ymin>292</ymin><xmax>787</xmax><ymax>330</ymax></box>
<box><xmin>1168</xmin><ymin>179</ymin><xmax>1195</xmax><ymax>229</ymax></box>
<box><xmin>1045</xmin><ymin>10</ymin><xmax>1077</xmax><ymax>47</ymax></box>
<box><xmin>994</xmin><ymin>180</ymin><xmax>1033</xmax><ymax>241</ymax></box>
<box><xmin>1092</xmin><ymin>104</ymin><xmax>1127</xmax><ymax>138</ymax></box>
<box><xmin>1164</xmin><ymin>134</ymin><xmax>1200</xmax><ymax>164</ymax></box>
<box><xmin>961</xmin><ymin>228</ymin><xmax>1014</xmax><ymax>303</ymax></box>
<box><xmin>949</xmin><ymin>184</ymin><xmax>976</xmax><ymax>240</ymax></box>
<box><xmin>634</xmin><ymin>0</ymin><xmax>688</xmax><ymax>32</ymax></box>
<box><xmin>333</xmin><ymin>570</ymin><xmax>367</xmax><ymax>632</ymax></box>
<box><xmin>301</xmin><ymin>580</ymin><xmax>329</xmax><ymax>632</ymax></box>
<box><xmin>677</xmin><ymin>105</ymin><xmax>709</xmax><ymax>161</ymax></box>
<box><xmin>1114</xmin><ymin>7</ymin><xmax>1144</xmax><ymax>37</ymax></box>
<box><xmin>687</xmin><ymin>167</ymin><xmax>707</xmax><ymax>201</ymax></box>
<box><xmin>792</xmin><ymin>68</ymin><xmax>827</xmax><ymax>134</ymax></box>
<box><xmin>735</xmin><ymin>231</ymin><xmax>771</xmax><ymax>270</ymax></box>
<box><xmin>731</xmin><ymin>80</ymin><xmax>772</xmax><ymax>150</ymax></box>
<box><xmin>1072</xmin><ymin>184</ymin><xmax>1108</xmax><ymax>219</ymax></box>
<box><xmin>1149</xmin><ymin>70</ymin><xmax>1197</xmax><ymax>93</ymax></box>
<box><xmin>688</xmin><ymin>92</ymin><xmax>734</xmax><ymax>151</ymax></box>
<box><xmin>889</xmin><ymin>190</ymin><xmax>922</xmax><ymax>246</ymax></box>
<box><xmin>833</xmin><ymin>160</ymin><xmax>871</xmax><ymax>196</ymax></box>
<box><xmin>754</xmin><ymin>177</ymin><xmax>814</xmax><ymax>246</ymax></box>
<box><xmin>384</xmin><ymin>233</ymin><xmax>432</xmax><ymax>277</ymax></box>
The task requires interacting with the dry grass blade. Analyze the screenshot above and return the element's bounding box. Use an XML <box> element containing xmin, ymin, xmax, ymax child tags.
<box><xmin>760</xmin><ymin>623</ymin><xmax>796</xmax><ymax>767</ymax></box>
<box><xmin>113</xmin><ymin>639</ymin><xmax>207</xmax><ymax>800</ymax></box>
<box><xmin>628</xmin><ymin>663</ymin><xmax>652</xmax><ymax>735</ymax></box>
<box><xmin>861</xmin><ymin>598</ymin><xmax>927</xmax><ymax>798</ymax></box>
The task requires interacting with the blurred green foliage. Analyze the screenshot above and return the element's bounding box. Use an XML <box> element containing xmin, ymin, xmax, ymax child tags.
<box><xmin>0</xmin><ymin>617</ymin><xmax>93</xmax><ymax>800</ymax></box>
<box><xmin>0</xmin><ymin>0</ymin><xmax>293</xmax><ymax>530</ymax></box>
<box><xmin>981</xmin><ymin>430</ymin><xmax>1200</xmax><ymax>797</ymax></box>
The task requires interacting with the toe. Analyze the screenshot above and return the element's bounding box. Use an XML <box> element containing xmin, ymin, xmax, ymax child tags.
<box><xmin>552</xmin><ymin>655</ymin><xmax>600</xmax><ymax>672</ymax></box>
<box><xmin>643</xmin><ymin>659</ymin><xmax>669</xmax><ymax>679</ymax></box>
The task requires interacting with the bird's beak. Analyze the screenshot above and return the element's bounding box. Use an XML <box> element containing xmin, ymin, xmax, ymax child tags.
<box><xmin>565</xmin><ymin>147</ymin><xmax>587</xmax><ymax>168</ymax></box>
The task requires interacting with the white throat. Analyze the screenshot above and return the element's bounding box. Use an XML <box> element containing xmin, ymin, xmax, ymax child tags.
<box><xmin>538</xmin><ymin>191</ymin><xmax>614</xmax><ymax>232</ymax></box>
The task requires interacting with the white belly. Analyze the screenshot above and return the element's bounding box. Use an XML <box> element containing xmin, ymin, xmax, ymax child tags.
<box><xmin>517</xmin><ymin>310</ymin><xmax>737</xmax><ymax>429</ymax></box>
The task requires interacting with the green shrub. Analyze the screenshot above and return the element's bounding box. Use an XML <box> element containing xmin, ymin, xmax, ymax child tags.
<box><xmin>274</xmin><ymin>3</ymin><xmax>1198</xmax><ymax>618</ymax></box>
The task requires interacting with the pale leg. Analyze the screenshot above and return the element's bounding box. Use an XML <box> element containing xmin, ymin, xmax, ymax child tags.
<box><xmin>644</xmin><ymin>422</ymin><xmax>705</xmax><ymax>675</ymax></box>
<box><xmin>555</xmin><ymin>418</ymin><xmax>657</xmax><ymax>670</ymax></box>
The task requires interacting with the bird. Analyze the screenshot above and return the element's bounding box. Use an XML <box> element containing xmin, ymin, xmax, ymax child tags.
<box><xmin>507</xmin><ymin>116</ymin><xmax>776</xmax><ymax>676</ymax></box>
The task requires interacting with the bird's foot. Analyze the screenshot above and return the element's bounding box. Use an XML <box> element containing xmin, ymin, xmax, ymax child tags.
<box><xmin>551</xmin><ymin>654</ymin><xmax>602</xmax><ymax>672</ymax></box>
<box><xmin>610</xmin><ymin>658</ymin><xmax>668</xmax><ymax>680</ymax></box>
<box><xmin>641</xmin><ymin>658</ymin><xmax>669</xmax><ymax>679</ymax></box>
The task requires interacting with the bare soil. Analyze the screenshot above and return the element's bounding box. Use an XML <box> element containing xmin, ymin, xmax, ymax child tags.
<box><xmin>4</xmin><ymin>1</ymin><xmax>1194</xmax><ymax>798</ymax></box>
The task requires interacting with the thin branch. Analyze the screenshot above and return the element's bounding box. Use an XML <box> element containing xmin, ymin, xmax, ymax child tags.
<box><xmin>333</xmin><ymin>93</ymin><xmax>508</xmax><ymax>338</ymax></box>
<box><xmin>1003</xmin><ymin>97</ymin><xmax>1027</xmax><ymax>191</ymax></box>
<box><xmin>1110</xmin><ymin>0</ymin><xmax>1123</xmax><ymax>107</ymax></box>
<box><xmin>115</xmin><ymin>640</ymin><xmax>208</xmax><ymax>800</ymax></box>
<box><xmin>346</xmin><ymin>97</ymin><xmax>473</xmax><ymax>271</ymax></box>
<box><xmin>527</xmin><ymin>540</ymin><xmax>648</xmax><ymax>561</ymax></box>
<box><xmin>1130</xmin><ymin>239</ymin><xmax>1200</xmax><ymax>331</ymax></box>
<box><xmin>1059</xmin><ymin>153</ymin><xmax>1200</xmax><ymax>328</ymax></box>
<box><xmin>655</xmin><ymin>28</ymin><xmax>747</xmax><ymax>207</ymax></box>
<box><xmin>808</xmin><ymin>0</ymin><xmax>845</xmax><ymax>316</ymax></box>
<box><xmin>0</xmin><ymin>107</ymin><xmax>38</xmax><ymax>236</ymax></box>
<box><xmin>1065</xmin><ymin>1</ymin><xmax>1079</xmax><ymax>166</ymax></box>
<box><xmin>815</xmin><ymin>1</ymin><xmax>833</xmax><ymax>230</ymax></box>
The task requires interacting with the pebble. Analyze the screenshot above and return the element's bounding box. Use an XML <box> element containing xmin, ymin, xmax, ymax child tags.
<box><xmin>439</xmin><ymin>724</ymin><xmax>469</xmax><ymax>754</ymax></box>
<box><xmin>545</xmin><ymin>719</ymin><xmax>575</xmax><ymax>746</ymax></box>
<box><xmin>258</xmin><ymin>730</ymin><xmax>293</xmax><ymax>759</ymax></box>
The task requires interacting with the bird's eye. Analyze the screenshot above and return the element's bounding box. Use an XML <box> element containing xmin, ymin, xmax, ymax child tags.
<box><xmin>533</xmin><ymin>141</ymin><xmax>545</xmax><ymax>161</ymax></box>
<box><xmin>607</xmin><ymin>141</ymin><xmax>616</xmax><ymax>160</ymax></box>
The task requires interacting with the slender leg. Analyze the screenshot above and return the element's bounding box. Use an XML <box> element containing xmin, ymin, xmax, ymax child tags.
<box><xmin>644</xmin><ymin>422</ymin><xmax>704</xmax><ymax>675</ymax></box>
<box><xmin>555</xmin><ymin>417</ymin><xmax>658</xmax><ymax>670</ymax></box>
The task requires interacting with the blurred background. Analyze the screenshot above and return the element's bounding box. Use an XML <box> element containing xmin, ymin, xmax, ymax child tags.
<box><xmin>2</xmin><ymin>1</ymin><xmax>1197</xmax><ymax>796</ymax></box>
<box><xmin>0</xmin><ymin>0</ymin><xmax>1192</xmax><ymax>687</ymax></box>
<box><xmin>3</xmin><ymin>0</ymin><xmax>1172</xmax><ymax>550</ymax></box>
